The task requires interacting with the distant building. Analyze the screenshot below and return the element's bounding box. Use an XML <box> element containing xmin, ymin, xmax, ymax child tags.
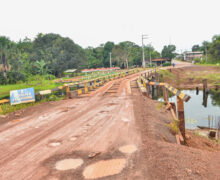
<box><xmin>151</xmin><ymin>58</ymin><xmax>171</xmax><ymax>66</ymax></box>
<box><xmin>183</xmin><ymin>51</ymin><xmax>203</xmax><ymax>61</ymax></box>
<box><xmin>64</xmin><ymin>69</ymin><xmax>77</xmax><ymax>77</ymax></box>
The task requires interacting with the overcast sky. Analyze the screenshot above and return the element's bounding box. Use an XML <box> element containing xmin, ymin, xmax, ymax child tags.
<box><xmin>0</xmin><ymin>0</ymin><xmax>219</xmax><ymax>52</ymax></box>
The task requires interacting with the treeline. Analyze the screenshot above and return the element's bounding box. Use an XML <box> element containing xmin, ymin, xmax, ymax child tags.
<box><xmin>0</xmin><ymin>33</ymin><xmax>87</xmax><ymax>84</ymax></box>
<box><xmin>191</xmin><ymin>34</ymin><xmax>220</xmax><ymax>63</ymax></box>
<box><xmin>0</xmin><ymin>33</ymin><xmax>161</xmax><ymax>85</ymax></box>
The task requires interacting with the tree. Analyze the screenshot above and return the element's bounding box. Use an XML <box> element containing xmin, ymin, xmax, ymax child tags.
<box><xmin>32</xmin><ymin>33</ymin><xmax>87</xmax><ymax>77</ymax></box>
<box><xmin>0</xmin><ymin>36</ymin><xmax>13</xmax><ymax>83</ymax></box>
<box><xmin>192</xmin><ymin>44</ymin><xmax>200</xmax><ymax>52</ymax></box>
<box><xmin>161</xmin><ymin>45</ymin><xmax>176</xmax><ymax>60</ymax></box>
<box><xmin>85</xmin><ymin>47</ymin><xmax>103</xmax><ymax>68</ymax></box>
<box><xmin>35</xmin><ymin>59</ymin><xmax>48</xmax><ymax>75</ymax></box>
<box><xmin>103</xmin><ymin>42</ymin><xmax>114</xmax><ymax>67</ymax></box>
<box><xmin>112</xmin><ymin>45</ymin><xmax>128</xmax><ymax>68</ymax></box>
<box><xmin>208</xmin><ymin>35</ymin><xmax>220</xmax><ymax>63</ymax></box>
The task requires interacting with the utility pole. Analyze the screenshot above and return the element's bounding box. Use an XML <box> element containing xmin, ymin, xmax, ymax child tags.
<box><xmin>109</xmin><ymin>52</ymin><xmax>112</xmax><ymax>68</ymax></box>
<box><xmin>205</xmin><ymin>43</ymin><xmax>207</xmax><ymax>63</ymax></box>
<box><xmin>149</xmin><ymin>42</ymin><xmax>152</xmax><ymax>66</ymax></box>
<box><xmin>142</xmin><ymin>35</ymin><xmax>148</xmax><ymax>68</ymax></box>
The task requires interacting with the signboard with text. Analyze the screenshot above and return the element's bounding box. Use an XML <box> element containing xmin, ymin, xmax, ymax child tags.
<box><xmin>10</xmin><ymin>88</ymin><xmax>35</xmax><ymax>105</ymax></box>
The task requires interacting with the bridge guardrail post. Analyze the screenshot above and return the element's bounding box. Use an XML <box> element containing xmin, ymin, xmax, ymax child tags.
<box><xmin>66</xmin><ymin>85</ymin><xmax>70</xmax><ymax>99</ymax></box>
<box><xmin>177</xmin><ymin>96</ymin><xmax>185</xmax><ymax>142</ymax></box>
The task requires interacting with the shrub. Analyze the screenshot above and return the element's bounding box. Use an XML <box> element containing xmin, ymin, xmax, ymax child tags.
<box><xmin>162</xmin><ymin>62</ymin><xmax>171</xmax><ymax>67</ymax></box>
<box><xmin>0</xmin><ymin>72</ymin><xmax>7</xmax><ymax>84</ymax></box>
<box><xmin>146</xmin><ymin>63</ymin><xmax>156</xmax><ymax>67</ymax></box>
<box><xmin>7</xmin><ymin>72</ymin><xmax>26</xmax><ymax>84</ymax></box>
<box><xmin>43</xmin><ymin>74</ymin><xmax>56</xmax><ymax>80</ymax></box>
<box><xmin>194</xmin><ymin>57</ymin><xmax>201</xmax><ymax>64</ymax></box>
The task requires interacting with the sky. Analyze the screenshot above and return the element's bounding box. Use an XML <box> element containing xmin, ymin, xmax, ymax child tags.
<box><xmin>0</xmin><ymin>0</ymin><xmax>219</xmax><ymax>52</ymax></box>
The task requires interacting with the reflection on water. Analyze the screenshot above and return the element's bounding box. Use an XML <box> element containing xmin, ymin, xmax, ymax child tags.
<box><xmin>158</xmin><ymin>89</ymin><xmax>220</xmax><ymax>130</ymax></box>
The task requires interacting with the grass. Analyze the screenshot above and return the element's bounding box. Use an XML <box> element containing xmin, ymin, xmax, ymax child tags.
<box><xmin>195</xmin><ymin>63</ymin><xmax>220</xmax><ymax>67</ymax></box>
<box><xmin>159</xmin><ymin>68</ymin><xmax>220</xmax><ymax>86</ymax></box>
<box><xmin>158</xmin><ymin>69</ymin><xmax>175</xmax><ymax>81</ymax></box>
<box><xmin>167</xmin><ymin>119</ymin><xmax>179</xmax><ymax>135</ymax></box>
<box><xmin>156</xmin><ymin>102</ymin><xmax>165</xmax><ymax>111</ymax></box>
<box><xmin>0</xmin><ymin>94</ymin><xmax>65</xmax><ymax>115</ymax></box>
<box><xmin>0</xmin><ymin>78</ymin><xmax>63</xmax><ymax>99</ymax></box>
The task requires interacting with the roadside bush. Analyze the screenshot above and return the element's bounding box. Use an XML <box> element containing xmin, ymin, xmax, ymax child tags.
<box><xmin>146</xmin><ymin>63</ymin><xmax>156</xmax><ymax>67</ymax></box>
<box><xmin>43</xmin><ymin>74</ymin><xmax>56</xmax><ymax>80</ymax></box>
<box><xmin>194</xmin><ymin>57</ymin><xmax>201</xmax><ymax>64</ymax></box>
<box><xmin>7</xmin><ymin>72</ymin><xmax>26</xmax><ymax>84</ymax></box>
<box><xmin>162</xmin><ymin>62</ymin><xmax>171</xmax><ymax>67</ymax></box>
<box><xmin>0</xmin><ymin>72</ymin><xmax>7</xmax><ymax>84</ymax></box>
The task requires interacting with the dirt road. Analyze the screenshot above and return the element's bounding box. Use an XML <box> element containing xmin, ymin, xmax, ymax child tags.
<box><xmin>3</xmin><ymin>62</ymin><xmax>220</xmax><ymax>180</ymax></box>
<box><xmin>0</xmin><ymin>73</ymin><xmax>145</xmax><ymax>180</ymax></box>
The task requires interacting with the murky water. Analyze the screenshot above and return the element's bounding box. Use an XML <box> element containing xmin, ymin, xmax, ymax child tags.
<box><xmin>158</xmin><ymin>90</ymin><xmax>220</xmax><ymax>129</ymax></box>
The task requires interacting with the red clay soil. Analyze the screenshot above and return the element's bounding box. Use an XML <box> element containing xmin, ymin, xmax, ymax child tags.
<box><xmin>132</xmin><ymin>83</ymin><xmax>220</xmax><ymax>180</ymax></box>
<box><xmin>163</xmin><ymin>65</ymin><xmax>220</xmax><ymax>89</ymax></box>
<box><xmin>0</xmin><ymin>67</ymin><xmax>220</xmax><ymax>180</ymax></box>
<box><xmin>185</xmin><ymin>131</ymin><xmax>220</xmax><ymax>152</ymax></box>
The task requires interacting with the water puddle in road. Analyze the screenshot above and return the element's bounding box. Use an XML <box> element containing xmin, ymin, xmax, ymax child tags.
<box><xmin>83</xmin><ymin>159</ymin><xmax>126</xmax><ymax>179</ymax></box>
<box><xmin>119</xmin><ymin>144</ymin><xmax>137</xmax><ymax>154</ymax></box>
<box><xmin>55</xmin><ymin>158</ymin><xmax>83</xmax><ymax>171</ymax></box>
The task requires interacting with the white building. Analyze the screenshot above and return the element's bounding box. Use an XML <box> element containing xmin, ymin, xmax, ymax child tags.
<box><xmin>183</xmin><ymin>51</ymin><xmax>203</xmax><ymax>61</ymax></box>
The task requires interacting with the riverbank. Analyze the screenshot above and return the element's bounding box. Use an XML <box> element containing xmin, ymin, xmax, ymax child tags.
<box><xmin>159</xmin><ymin>65</ymin><xmax>220</xmax><ymax>90</ymax></box>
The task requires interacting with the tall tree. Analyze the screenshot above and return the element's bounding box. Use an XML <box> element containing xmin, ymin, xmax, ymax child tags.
<box><xmin>103</xmin><ymin>41</ymin><xmax>114</xmax><ymax>67</ymax></box>
<box><xmin>208</xmin><ymin>35</ymin><xmax>220</xmax><ymax>63</ymax></box>
<box><xmin>161</xmin><ymin>45</ymin><xmax>176</xmax><ymax>60</ymax></box>
<box><xmin>192</xmin><ymin>44</ymin><xmax>200</xmax><ymax>52</ymax></box>
<box><xmin>32</xmin><ymin>33</ymin><xmax>87</xmax><ymax>76</ymax></box>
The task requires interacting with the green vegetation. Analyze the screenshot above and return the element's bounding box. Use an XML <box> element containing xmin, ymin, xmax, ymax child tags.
<box><xmin>0</xmin><ymin>93</ymin><xmax>65</xmax><ymax>115</ymax></box>
<box><xmin>0</xmin><ymin>75</ymin><xmax>62</xmax><ymax>99</ymax></box>
<box><xmin>192</xmin><ymin>35</ymin><xmax>220</xmax><ymax>64</ymax></box>
<box><xmin>156</xmin><ymin>102</ymin><xmax>165</xmax><ymax>111</ymax></box>
<box><xmin>187</xmin><ymin>71</ymin><xmax>220</xmax><ymax>84</ymax></box>
<box><xmin>0</xmin><ymin>33</ymin><xmax>161</xmax><ymax>87</ymax></box>
<box><xmin>167</xmin><ymin>119</ymin><xmax>179</xmax><ymax>135</ymax></box>
<box><xmin>158</xmin><ymin>69</ymin><xmax>175</xmax><ymax>81</ymax></box>
<box><xmin>161</xmin><ymin>45</ymin><xmax>176</xmax><ymax>60</ymax></box>
<box><xmin>85</xmin><ymin>41</ymin><xmax>160</xmax><ymax>68</ymax></box>
<box><xmin>159</xmin><ymin>68</ymin><xmax>220</xmax><ymax>87</ymax></box>
<box><xmin>162</xmin><ymin>62</ymin><xmax>171</xmax><ymax>67</ymax></box>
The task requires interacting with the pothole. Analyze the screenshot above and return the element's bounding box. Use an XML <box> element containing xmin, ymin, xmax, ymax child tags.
<box><xmin>83</xmin><ymin>159</ymin><xmax>126</xmax><ymax>179</ymax></box>
<box><xmin>122</xmin><ymin>117</ymin><xmax>130</xmax><ymax>122</ymax></box>
<box><xmin>70</xmin><ymin>137</ymin><xmax>77</xmax><ymax>141</ymax></box>
<box><xmin>49</xmin><ymin>142</ymin><xmax>61</xmax><ymax>147</ymax></box>
<box><xmin>55</xmin><ymin>158</ymin><xmax>83</xmax><ymax>171</ymax></box>
<box><xmin>119</xmin><ymin>144</ymin><xmax>137</xmax><ymax>154</ymax></box>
